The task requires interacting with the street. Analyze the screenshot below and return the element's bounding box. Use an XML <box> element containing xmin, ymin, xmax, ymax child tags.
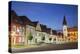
<box><xmin>9</xmin><ymin>42</ymin><xmax>78</xmax><ymax>53</ymax></box>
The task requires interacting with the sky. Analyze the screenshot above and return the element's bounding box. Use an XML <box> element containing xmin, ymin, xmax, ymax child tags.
<box><xmin>10</xmin><ymin>1</ymin><xmax>78</xmax><ymax>30</ymax></box>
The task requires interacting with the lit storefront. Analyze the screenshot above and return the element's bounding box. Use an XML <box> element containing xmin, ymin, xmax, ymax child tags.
<box><xmin>68</xmin><ymin>27</ymin><xmax>78</xmax><ymax>42</ymax></box>
<box><xmin>11</xmin><ymin>24</ymin><xmax>25</xmax><ymax>46</ymax></box>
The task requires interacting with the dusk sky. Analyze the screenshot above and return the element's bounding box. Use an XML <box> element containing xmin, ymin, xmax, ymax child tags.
<box><xmin>11</xmin><ymin>1</ymin><xmax>78</xmax><ymax>30</ymax></box>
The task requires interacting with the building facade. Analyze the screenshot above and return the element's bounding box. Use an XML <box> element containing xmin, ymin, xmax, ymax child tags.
<box><xmin>9</xmin><ymin>10</ymin><xmax>78</xmax><ymax>48</ymax></box>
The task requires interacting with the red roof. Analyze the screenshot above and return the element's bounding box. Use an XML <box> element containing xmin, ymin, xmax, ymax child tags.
<box><xmin>68</xmin><ymin>27</ymin><xmax>78</xmax><ymax>32</ymax></box>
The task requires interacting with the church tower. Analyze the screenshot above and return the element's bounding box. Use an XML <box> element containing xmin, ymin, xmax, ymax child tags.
<box><xmin>63</xmin><ymin>16</ymin><xmax>68</xmax><ymax>36</ymax></box>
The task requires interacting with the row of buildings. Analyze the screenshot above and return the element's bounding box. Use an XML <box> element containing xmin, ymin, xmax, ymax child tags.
<box><xmin>9</xmin><ymin>10</ymin><xmax>78</xmax><ymax>48</ymax></box>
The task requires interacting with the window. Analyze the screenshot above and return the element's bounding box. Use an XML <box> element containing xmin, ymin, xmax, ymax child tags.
<box><xmin>54</xmin><ymin>38</ymin><xmax>56</xmax><ymax>41</ymax></box>
<box><xmin>12</xmin><ymin>25</ymin><xmax>16</xmax><ymax>32</ymax></box>
<box><xmin>49</xmin><ymin>38</ymin><xmax>52</xmax><ymax>41</ymax></box>
<box><xmin>39</xmin><ymin>33</ymin><xmax>42</xmax><ymax>36</ymax></box>
<box><xmin>64</xmin><ymin>29</ymin><xmax>66</xmax><ymax>31</ymax></box>
<box><xmin>19</xmin><ymin>26</ymin><xmax>22</xmax><ymax>36</ymax></box>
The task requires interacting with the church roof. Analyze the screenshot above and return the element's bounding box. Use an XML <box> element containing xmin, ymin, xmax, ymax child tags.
<box><xmin>63</xmin><ymin>16</ymin><xmax>67</xmax><ymax>25</ymax></box>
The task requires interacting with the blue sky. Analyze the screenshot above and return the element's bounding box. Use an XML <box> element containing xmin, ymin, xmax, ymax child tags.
<box><xmin>11</xmin><ymin>1</ymin><xmax>78</xmax><ymax>30</ymax></box>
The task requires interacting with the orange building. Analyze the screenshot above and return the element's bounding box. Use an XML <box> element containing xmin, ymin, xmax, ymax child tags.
<box><xmin>67</xmin><ymin>27</ymin><xmax>78</xmax><ymax>42</ymax></box>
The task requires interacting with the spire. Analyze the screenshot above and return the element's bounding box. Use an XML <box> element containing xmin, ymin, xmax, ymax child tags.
<box><xmin>63</xmin><ymin>16</ymin><xmax>67</xmax><ymax>25</ymax></box>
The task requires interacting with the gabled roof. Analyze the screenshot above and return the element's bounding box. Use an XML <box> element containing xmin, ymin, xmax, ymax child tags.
<box><xmin>10</xmin><ymin>10</ymin><xmax>58</xmax><ymax>35</ymax></box>
<box><xmin>40</xmin><ymin>24</ymin><xmax>47</xmax><ymax>32</ymax></box>
<box><xmin>11</xmin><ymin>10</ymin><xmax>19</xmax><ymax>24</ymax></box>
<box><xmin>31</xmin><ymin>21</ymin><xmax>38</xmax><ymax>27</ymax></box>
<box><xmin>46</xmin><ymin>28</ymin><xmax>51</xmax><ymax>34</ymax></box>
<box><xmin>11</xmin><ymin>10</ymin><xmax>17</xmax><ymax>17</ymax></box>
<box><xmin>67</xmin><ymin>27</ymin><xmax>78</xmax><ymax>32</ymax></box>
<box><xmin>57</xmin><ymin>32</ymin><xmax>63</xmax><ymax>36</ymax></box>
<box><xmin>11</xmin><ymin>10</ymin><xmax>32</xmax><ymax>26</ymax></box>
<box><xmin>63</xmin><ymin>16</ymin><xmax>67</xmax><ymax>25</ymax></box>
<box><xmin>52</xmin><ymin>30</ymin><xmax>57</xmax><ymax>35</ymax></box>
<box><xmin>19</xmin><ymin>16</ymin><xmax>31</xmax><ymax>25</ymax></box>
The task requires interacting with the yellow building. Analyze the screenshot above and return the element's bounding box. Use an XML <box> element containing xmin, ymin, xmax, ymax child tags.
<box><xmin>68</xmin><ymin>27</ymin><xmax>78</xmax><ymax>42</ymax></box>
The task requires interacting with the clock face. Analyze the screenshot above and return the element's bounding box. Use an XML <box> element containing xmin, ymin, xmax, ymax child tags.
<box><xmin>64</xmin><ymin>29</ymin><xmax>66</xmax><ymax>31</ymax></box>
<box><xmin>63</xmin><ymin>26</ymin><xmax>67</xmax><ymax>31</ymax></box>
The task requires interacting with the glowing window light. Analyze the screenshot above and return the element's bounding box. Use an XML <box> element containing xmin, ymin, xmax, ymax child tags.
<box><xmin>17</xmin><ymin>28</ymin><xmax>20</xmax><ymax>32</ymax></box>
<box><xmin>11</xmin><ymin>31</ymin><xmax>16</xmax><ymax>36</ymax></box>
<box><xmin>16</xmin><ymin>27</ymin><xmax>20</xmax><ymax>33</ymax></box>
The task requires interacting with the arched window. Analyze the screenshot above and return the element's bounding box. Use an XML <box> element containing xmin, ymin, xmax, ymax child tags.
<box><xmin>54</xmin><ymin>38</ymin><xmax>56</xmax><ymax>41</ymax></box>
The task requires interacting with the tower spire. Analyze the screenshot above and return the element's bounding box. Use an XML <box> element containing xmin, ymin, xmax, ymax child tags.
<box><xmin>63</xmin><ymin>16</ymin><xmax>67</xmax><ymax>25</ymax></box>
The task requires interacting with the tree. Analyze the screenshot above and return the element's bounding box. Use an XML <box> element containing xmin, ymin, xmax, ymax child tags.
<box><xmin>42</xmin><ymin>36</ymin><xmax>45</xmax><ymax>40</ymax></box>
<box><xmin>28</xmin><ymin>32</ymin><xmax>33</xmax><ymax>42</ymax></box>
